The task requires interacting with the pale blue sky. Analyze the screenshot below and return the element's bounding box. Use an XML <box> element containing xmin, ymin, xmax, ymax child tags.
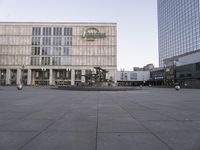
<box><xmin>0</xmin><ymin>0</ymin><xmax>158</xmax><ymax>70</ymax></box>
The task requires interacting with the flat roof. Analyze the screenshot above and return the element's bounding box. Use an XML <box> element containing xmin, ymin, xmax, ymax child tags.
<box><xmin>0</xmin><ymin>22</ymin><xmax>117</xmax><ymax>26</ymax></box>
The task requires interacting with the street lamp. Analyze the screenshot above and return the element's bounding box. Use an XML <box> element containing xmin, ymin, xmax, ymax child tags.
<box><xmin>173</xmin><ymin>60</ymin><xmax>181</xmax><ymax>90</ymax></box>
<box><xmin>163</xmin><ymin>64</ymin><xmax>166</xmax><ymax>86</ymax></box>
<box><xmin>173</xmin><ymin>60</ymin><xmax>177</xmax><ymax>84</ymax></box>
<box><xmin>21</xmin><ymin>65</ymin><xmax>25</xmax><ymax>85</ymax></box>
<box><xmin>41</xmin><ymin>68</ymin><xmax>46</xmax><ymax>85</ymax></box>
<box><xmin>17</xmin><ymin>65</ymin><xmax>25</xmax><ymax>90</ymax></box>
<box><xmin>0</xmin><ymin>72</ymin><xmax>4</xmax><ymax>86</ymax></box>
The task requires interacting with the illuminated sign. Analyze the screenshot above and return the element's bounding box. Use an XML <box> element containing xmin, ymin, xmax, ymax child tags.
<box><xmin>82</xmin><ymin>27</ymin><xmax>106</xmax><ymax>41</ymax></box>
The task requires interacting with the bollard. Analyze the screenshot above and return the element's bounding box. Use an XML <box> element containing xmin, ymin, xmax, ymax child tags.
<box><xmin>175</xmin><ymin>85</ymin><xmax>180</xmax><ymax>91</ymax></box>
<box><xmin>17</xmin><ymin>84</ymin><xmax>23</xmax><ymax>90</ymax></box>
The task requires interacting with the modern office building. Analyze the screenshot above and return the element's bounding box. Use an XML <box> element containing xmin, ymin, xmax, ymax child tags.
<box><xmin>157</xmin><ymin>0</ymin><xmax>200</xmax><ymax>67</ymax></box>
<box><xmin>163</xmin><ymin>50</ymin><xmax>200</xmax><ymax>87</ymax></box>
<box><xmin>0</xmin><ymin>22</ymin><xmax>117</xmax><ymax>86</ymax></box>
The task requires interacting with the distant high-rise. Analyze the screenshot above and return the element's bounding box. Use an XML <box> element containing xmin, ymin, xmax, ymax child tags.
<box><xmin>157</xmin><ymin>0</ymin><xmax>200</xmax><ymax>66</ymax></box>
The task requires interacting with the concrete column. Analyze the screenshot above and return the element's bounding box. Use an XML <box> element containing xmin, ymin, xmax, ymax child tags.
<box><xmin>81</xmin><ymin>69</ymin><xmax>85</xmax><ymax>83</ymax></box>
<box><xmin>17</xmin><ymin>68</ymin><xmax>21</xmax><ymax>85</ymax></box>
<box><xmin>32</xmin><ymin>70</ymin><xmax>36</xmax><ymax>85</ymax></box>
<box><xmin>6</xmin><ymin>69</ymin><xmax>10</xmax><ymax>85</ymax></box>
<box><xmin>27</xmin><ymin>69</ymin><xmax>31</xmax><ymax>85</ymax></box>
<box><xmin>114</xmin><ymin>70</ymin><xmax>117</xmax><ymax>83</ymax></box>
<box><xmin>49</xmin><ymin>69</ymin><xmax>53</xmax><ymax>85</ymax></box>
<box><xmin>71</xmin><ymin>69</ymin><xmax>75</xmax><ymax>85</ymax></box>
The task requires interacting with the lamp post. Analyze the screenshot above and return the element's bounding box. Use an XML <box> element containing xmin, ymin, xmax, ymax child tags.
<box><xmin>0</xmin><ymin>72</ymin><xmax>3</xmax><ymax>86</ymax></box>
<box><xmin>21</xmin><ymin>65</ymin><xmax>25</xmax><ymax>85</ymax></box>
<box><xmin>120</xmin><ymin>68</ymin><xmax>124</xmax><ymax>86</ymax></box>
<box><xmin>173</xmin><ymin>60</ymin><xmax>180</xmax><ymax>90</ymax></box>
<box><xmin>17</xmin><ymin>65</ymin><xmax>24</xmax><ymax>90</ymax></box>
<box><xmin>173</xmin><ymin>60</ymin><xmax>177</xmax><ymax>84</ymax></box>
<box><xmin>41</xmin><ymin>68</ymin><xmax>46</xmax><ymax>85</ymax></box>
<box><xmin>163</xmin><ymin>64</ymin><xmax>166</xmax><ymax>86</ymax></box>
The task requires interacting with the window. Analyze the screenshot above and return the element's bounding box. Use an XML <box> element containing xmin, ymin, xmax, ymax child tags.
<box><xmin>180</xmin><ymin>74</ymin><xmax>185</xmax><ymax>78</ymax></box>
<box><xmin>53</xmin><ymin>27</ymin><xmax>62</xmax><ymax>36</ymax></box>
<box><xmin>41</xmin><ymin>57</ymin><xmax>50</xmax><ymax>65</ymax></box>
<box><xmin>65</xmin><ymin>70</ymin><xmax>71</xmax><ymax>79</ymax></box>
<box><xmin>130</xmin><ymin>72</ymin><xmax>137</xmax><ymax>80</ymax></box>
<box><xmin>43</xmin><ymin>27</ymin><xmax>51</xmax><ymax>36</ymax></box>
<box><xmin>32</xmin><ymin>27</ymin><xmax>41</xmax><ymax>36</ymax></box>
<box><xmin>64</xmin><ymin>28</ymin><xmax>72</xmax><ymax>36</ymax></box>
<box><xmin>75</xmin><ymin>70</ymin><xmax>81</xmax><ymax>80</ymax></box>
<box><xmin>63</xmin><ymin>47</ymin><xmax>72</xmax><ymax>55</ymax></box>
<box><xmin>62</xmin><ymin>57</ymin><xmax>72</xmax><ymax>65</ymax></box>
<box><xmin>52</xmin><ymin>47</ymin><xmax>61</xmax><ymax>56</ymax></box>
<box><xmin>196</xmin><ymin>62</ymin><xmax>200</xmax><ymax>71</ymax></box>
<box><xmin>35</xmin><ymin>71</ymin><xmax>39</xmax><ymax>78</ymax></box>
<box><xmin>64</xmin><ymin>37</ymin><xmax>72</xmax><ymax>46</ymax></box>
<box><xmin>130</xmin><ymin>73</ymin><xmax>137</xmax><ymax>80</ymax></box>
<box><xmin>31</xmin><ymin>57</ymin><xmax>40</xmax><ymax>65</ymax></box>
<box><xmin>31</xmin><ymin>47</ymin><xmax>40</xmax><ymax>55</ymax></box>
<box><xmin>52</xmin><ymin>57</ymin><xmax>61</xmax><ymax>65</ymax></box>
<box><xmin>53</xmin><ymin>37</ymin><xmax>62</xmax><ymax>46</ymax></box>
<box><xmin>42</xmin><ymin>37</ymin><xmax>51</xmax><ymax>45</ymax></box>
<box><xmin>42</xmin><ymin>47</ymin><xmax>51</xmax><ymax>55</ymax></box>
<box><xmin>32</xmin><ymin>37</ymin><xmax>40</xmax><ymax>45</ymax></box>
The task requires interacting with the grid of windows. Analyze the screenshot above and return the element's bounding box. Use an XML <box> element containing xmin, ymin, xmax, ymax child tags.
<box><xmin>31</xmin><ymin>27</ymin><xmax>73</xmax><ymax>65</ymax></box>
<box><xmin>158</xmin><ymin>0</ymin><xmax>200</xmax><ymax>66</ymax></box>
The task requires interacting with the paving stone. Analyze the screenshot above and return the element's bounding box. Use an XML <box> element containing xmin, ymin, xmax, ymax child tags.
<box><xmin>47</xmin><ymin>114</ymin><xmax>97</xmax><ymax>132</ymax></box>
<box><xmin>0</xmin><ymin>112</ymin><xmax>28</xmax><ymax>120</ymax></box>
<box><xmin>21</xmin><ymin>132</ymin><xmax>96</xmax><ymax>150</ymax></box>
<box><xmin>141</xmin><ymin>120</ymin><xmax>200</xmax><ymax>133</ymax></box>
<box><xmin>154</xmin><ymin>132</ymin><xmax>200</xmax><ymax>150</ymax></box>
<box><xmin>0</xmin><ymin>119</ymin><xmax>53</xmax><ymax>132</ymax></box>
<box><xmin>129</xmin><ymin>110</ymin><xmax>174</xmax><ymax>121</ymax></box>
<box><xmin>0</xmin><ymin>132</ymin><xmax>38</xmax><ymax>150</ymax></box>
<box><xmin>25</xmin><ymin>112</ymin><xmax>65</xmax><ymax>120</ymax></box>
<box><xmin>97</xmin><ymin>133</ymin><xmax>171</xmax><ymax>150</ymax></box>
<box><xmin>98</xmin><ymin>114</ymin><xmax>148</xmax><ymax>132</ymax></box>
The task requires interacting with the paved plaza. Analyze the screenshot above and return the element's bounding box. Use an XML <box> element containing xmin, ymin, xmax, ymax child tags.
<box><xmin>0</xmin><ymin>86</ymin><xmax>200</xmax><ymax>150</ymax></box>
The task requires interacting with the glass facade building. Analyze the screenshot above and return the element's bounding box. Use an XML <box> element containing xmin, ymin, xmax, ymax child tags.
<box><xmin>0</xmin><ymin>22</ymin><xmax>117</xmax><ymax>86</ymax></box>
<box><xmin>157</xmin><ymin>0</ymin><xmax>200</xmax><ymax>66</ymax></box>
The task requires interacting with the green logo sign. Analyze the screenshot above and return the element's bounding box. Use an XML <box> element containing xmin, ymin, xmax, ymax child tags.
<box><xmin>82</xmin><ymin>27</ymin><xmax>106</xmax><ymax>41</ymax></box>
